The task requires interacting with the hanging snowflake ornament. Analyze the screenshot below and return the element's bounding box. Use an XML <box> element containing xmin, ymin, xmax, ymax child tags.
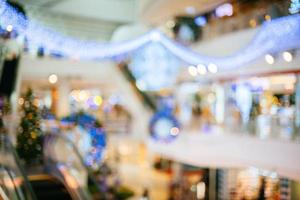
<box><xmin>129</xmin><ymin>42</ymin><xmax>181</xmax><ymax>91</ymax></box>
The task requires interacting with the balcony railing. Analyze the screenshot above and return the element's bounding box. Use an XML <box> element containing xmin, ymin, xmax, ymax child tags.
<box><xmin>198</xmin><ymin>1</ymin><xmax>290</xmax><ymax>41</ymax></box>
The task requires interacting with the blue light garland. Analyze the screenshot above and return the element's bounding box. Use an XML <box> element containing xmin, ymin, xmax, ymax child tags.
<box><xmin>0</xmin><ymin>0</ymin><xmax>300</xmax><ymax>70</ymax></box>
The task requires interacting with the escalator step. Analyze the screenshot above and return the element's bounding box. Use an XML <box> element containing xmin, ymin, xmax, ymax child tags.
<box><xmin>34</xmin><ymin>190</ymin><xmax>72</xmax><ymax>200</ymax></box>
<box><xmin>32</xmin><ymin>181</ymin><xmax>63</xmax><ymax>189</ymax></box>
<box><xmin>30</xmin><ymin>179</ymin><xmax>73</xmax><ymax>200</ymax></box>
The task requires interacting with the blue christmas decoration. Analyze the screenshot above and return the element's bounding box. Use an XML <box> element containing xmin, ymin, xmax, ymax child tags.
<box><xmin>289</xmin><ymin>0</ymin><xmax>300</xmax><ymax>14</ymax></box>
<box><xmin>149</xmin><ymin>97</ymin><xmax>180</xmax><ymax>142</ymax></box>
<box><xmin>129</xmin><ymin>42</ymin><xmax>180</xmax><ymax>91</ymax></box>
<box><xmin>85</xmin><ymin>126</ymin><xmax>106</xmax><ymax>167</ymax></box>
<box><xmin>41</xmin><ymin>107</ymin><xmax>56</xmax><ymax>120</ymax></box>
<box><xmin>0</xmin><ymin>0</ymin><xmax>299</xmax><ymax>70</ymax></box>
<box><xmin>61</xmin><ymin>112</ymin><xmax>106</xmax><ymax>167</ymax></box>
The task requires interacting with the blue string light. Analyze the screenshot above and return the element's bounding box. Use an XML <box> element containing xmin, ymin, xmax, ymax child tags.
<box><xmin>0</xmin><ymin>0</ymin><xmax>300</xmax><ymax>70</ymax></box>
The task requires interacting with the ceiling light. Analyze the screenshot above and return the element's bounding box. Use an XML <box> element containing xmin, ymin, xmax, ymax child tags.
<box><xmin>208</xmin><ymin>63</ymin><xmax>218</xmax><ymax>73</ymax></box>
<box><xmin>188</xmin><ymin>65</ymin><xmax>198</xmax><ymax>77</ymax></box>
<box><xmin>48</xmin><ymin>74</ymin><xmax>58</xmax><ymax>84</ymax></box>
<box><xmin>265</xmin><ymin>54</ymin><xmax>274</xmax><ymax>64</ymax></box>
<box><xmin>93</xmin><ymin>96</ymin><xmax>103</xmax><ymax>106</ymax></box>
<box><xmin>282</xmin><ymin>51</ymin><xmax>293</xmax><ymax>62</ymax></box>
<box><xmin>78</xmin><ymin>90</ymin><xmax>89</xmax><ymax>102</ymax></box>
<box><xmin>249</xmin><ymin>19</ymin><xmax>257</xmax><ymax>28</ymax></box>
<box><xmin>150</xmin><ymin>31</ymin><xmax>160</xmax><ymax>41</ymax></box>
<box><xmin>194</xmin><ymin>16</ymin><xmax>207</xmax><ymax>26</ymax></box>
<box><xmin>285</xmin><ymin>84</ymin><xmax>294</xmax><ymax>90</ymax></box>
<box><xmin>265</xmin><ymin>15</ymin><xmax>271</xmax><ymax>21</ymax></box>
<box><xmin>197</xmin><ymin>64</ymin><xmax>207</xmax><ymax>75</ymax></box>
<box><xmin>166</xmin><ymin>20</ymin><xmax>176</xmax><ymax>29</ymax></box>
<box><xmin>215</xmin><ymin>3</ymin><xmax>233</xmax><ymax>17</ymax></box>
<box><xmin>185</xmin><ymin>6</ymin><xmax>196</xmax><ymax>15</ymax></box>
<box><xmin>18</xmin><ymin>98</ymin><xmax>24</xmax><ymax>105</ymax></box>
<box><xmin>170</xmin><ymin>127</ymin><xmax>179</xmax><ymax>136</ymax></box>
<box><xmin>136</xmin><ymin>79</ymin><xmax>147</xmax><ymax>91</ymax></box>
<box><xmin>6</xmin><ymin>24</ymin><xmax>13</xmax><ymax>32</ymax></box>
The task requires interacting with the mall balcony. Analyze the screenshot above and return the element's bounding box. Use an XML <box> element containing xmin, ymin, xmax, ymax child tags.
<box><xmin>0</xmin><ymin>0</ymin><xmax>300</xmax><ymax>199</ymax></box>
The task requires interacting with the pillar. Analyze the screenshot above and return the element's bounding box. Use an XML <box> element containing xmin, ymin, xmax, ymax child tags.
<box><xmin>56</xmin><ymin>80</ymin><xmax>70</xmax><ymax>118</ymax></box>
<box><xmin>223</xmin><ymin>83</ymin><xmax>236</xmax><ymax>132</ymax></box>
<box><xmin>217</xmin><ymin>169</ymin><xmax>238</xmax><ymax>200</ymax></box>
<box><xmin>280</xmin><ymin>178</ymin><xmax>291</xmax><ymax>200</ymax></box>
<box><xmin>291</xmin><ymin>180</ymin><xmax>300</xmax><ymax>200</ymax></box>
<box><xmin>8</xmin><ymin>56</ymin><xmax>22</xmax><ymax>144</ymax></box>
<box><xmin>50</xmin><ymin>87</ymin><xmax>58</xmax><ymax>114</ymax></box>
<box><xmin>209</xmin><ymin>169</ymin><xmax>217</xmax><ymax>200</ymax></box>
<box><xmin>215</xmin><ymin>84</ymin><xmax>225</xmax><ymax>125</ymax></box>
<box><xmin>171</xmin><ymin>162</ymin><xmax>183</xmax><ymax>182</ymax></box>
<box><xmin>295</xmin><ymin>75</ymin><xmax>300</xmax><ymax>138</ymax></box>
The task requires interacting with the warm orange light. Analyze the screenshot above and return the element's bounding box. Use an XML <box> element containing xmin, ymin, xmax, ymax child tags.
<box><xmin>249</xmin><ymin>19</ymin><xmax>257</xmax><ymax>28</ymax></box>
<box><xmin>3</xmin><ymin>177</ymin><xmax>23</xmax><ymax>189</ymax></box>
<box><xmin>170</xmin><ymin>127</ymin><xmax>179</xmax><ymax>136</ymax></box>
<box><xmin>265</xmin><ymin>15</ymin><xmax>271</xmax><ymax>21</ymax></box>
<box><xmin>58</xmin><ymin>166</ymin><xmax>79</xmax><ymax>189</ymax></box>
<box><xmin>48</xmin><ymin>74</ymin><xmax>58</xmax><ymax>84</ymax></box>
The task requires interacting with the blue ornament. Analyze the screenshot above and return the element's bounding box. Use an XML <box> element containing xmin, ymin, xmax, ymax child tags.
<box><xmin>149</xmin><ymin>98</ymin><xmax>180</xmax><ymax>142</ymax></box>
<box><xmin>61</xmin><ymin>112</ymin><xmax>106</xmax><ymax>166</ymax></box>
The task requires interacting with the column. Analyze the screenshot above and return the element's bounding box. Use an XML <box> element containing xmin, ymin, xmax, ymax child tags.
<box><xmin>209</xmin><ymin>169</ymin><xmax>217</xmax><ymax>200</ymax></box>
<box><xmin>50</xmin><ymin>86</ymin><xmax>58</xmax><ymax>114</ymax></box>
<box><xmin>171</xmin><ymin>162</ymin><xmax>183</xmax><ymax>182</ymax></box>
<box><xmin>280</xmin><ymin>178</ymin><xmax>291</xmax><ymax>200</ymax></box>
<box><xmin>56</xmin><ymin>80</ymin><xmax>71</xmax><ymax>118</ymax></box>
<box><xmin>295</xmin><ymin>75</ymin><xmax>300</xmax><ymax>138</ymax></box>
<box><xmin>215</xmin><ymin>84</ymin><xmax>225</xmax><ymax>125</ymax></box>
<box><xmin>217</xmin><ymin>169</ymin><xmax>238</xmax><ymax>200</ymax></box>
<box><xmin>223</xmin><ymin>83</ymin><xmax>235</xmax><ymax>132</ymax></box>
<box><xmin>8</xmin><ymin>56</ymin><xmax>22</xmax><ymax>144</ymax></box>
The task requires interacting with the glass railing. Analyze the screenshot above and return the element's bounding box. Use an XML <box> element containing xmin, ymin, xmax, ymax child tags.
<box><xmin>43</xmin><ymin>131</ymin><xmax>104</xmax><ymax>200</ymax></box>
<box><xmin>0</xmin><ymin>133</ymin><xmax>37</xmax><ymax>200</ymax></box>
<box><xmin>222</xmin><ymin>112</ymin><xmax>297</xmax><ymax>140</ymax></box>
<box><xmin>185</xmin><ymin>111</ymin><xmax>299</xmax><ymax>141</ymax></box>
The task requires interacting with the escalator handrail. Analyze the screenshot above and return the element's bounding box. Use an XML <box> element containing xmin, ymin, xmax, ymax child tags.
<box><xmin>0</xmin><ymin>185</ymin><xmax>9</xmax><ymax>200</ymax></box>
<box><xmin>43</xmin><ymin>132</ymin><xmax>102</xmax><ymax>197</ymax></box>
<box><xmin>0</xmin><ymin>134</ymin><xmax>38</xmax><ymax>200</ymax></box>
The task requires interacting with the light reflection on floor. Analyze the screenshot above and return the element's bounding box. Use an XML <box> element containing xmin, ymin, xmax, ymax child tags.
<box><xmin>109</xmin><ymin>137</ymin><xmax>171</xmax><ymax>200</ymax></box>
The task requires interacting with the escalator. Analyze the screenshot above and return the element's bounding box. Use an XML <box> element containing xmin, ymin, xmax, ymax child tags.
<box><xmin>1</xmin><ymin>129</ymin><xmax>103</xmax><ymax>200</ymax></box>
<box><xmin>0</xmin><ymin>134</ymin><xmax>36</xmax><ymax>200</ymax></box>
<box><xmin>0</xmin><ymin>126</ymin><xmax>71</xmax><ymax>200</ymax></box>
<box><xmin>29</xmin><ymin>175</ymin><xmax>72</xmax><ymax>200</ymax></box>
<box><xmin>42</xmin><ymin>132</ymin><xmax>103</xmax><ymax>200</ymax></box>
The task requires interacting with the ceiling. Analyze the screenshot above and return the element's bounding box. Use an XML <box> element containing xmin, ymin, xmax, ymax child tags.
<box><xmin>14</xmin><ymin>0</ymin><xmax>227</xmax><ymax>41</ymax></box>
<box><xmin>141</xmin><ymin>0</ymin><xmax>228</xmax><ymax>24</ymax></box>
<box><xmin>15</xmin><ymin>0</ymin><xmax>133</xmax><ymax>41</ymax></box>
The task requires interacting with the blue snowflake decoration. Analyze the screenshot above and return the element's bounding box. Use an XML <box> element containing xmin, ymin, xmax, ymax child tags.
<box><xmin>150</xmin><ymin>110</ymin><xmax>180</xmax><ymax>142</ymax></box>
<box><xmin>129</xmin><ymin>42</ymin><xmax>181</xmax><ymax>91</ymax></box>
<box><xmin>149</xmin><ymin>97</ymin><xmax>180</xmax><ymax>142</ymax></box>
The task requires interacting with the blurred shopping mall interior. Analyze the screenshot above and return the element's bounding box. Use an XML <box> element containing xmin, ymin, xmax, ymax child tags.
<box><xmin>0</xmin><ymin>0</ymin><xmax>300</xmax><ymax>199</ymax></box>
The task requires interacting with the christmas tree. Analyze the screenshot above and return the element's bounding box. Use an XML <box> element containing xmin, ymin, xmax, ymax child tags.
<box><xmin>16</xmin><ymin>88</ymin><xmax>43</xmax><ymax>164</ymax></box>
